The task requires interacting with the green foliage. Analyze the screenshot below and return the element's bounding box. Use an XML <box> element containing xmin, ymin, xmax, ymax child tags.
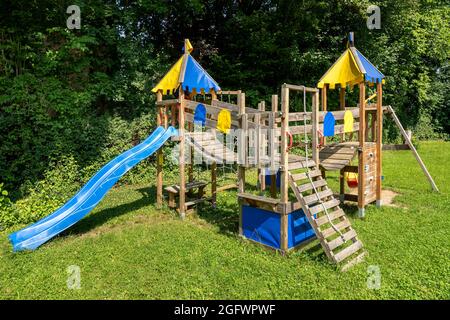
<box><xmin>0</xmin><ymin>1</ymin><xmax>163</xmax><ymax>195</ymax></box>
<box><xmin>0</xmin><ymin>183</ymin><xmax>13</xmax><ymax>229</ymax></box>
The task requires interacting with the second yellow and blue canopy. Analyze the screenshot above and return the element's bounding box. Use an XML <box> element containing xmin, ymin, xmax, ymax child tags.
<box><xmin>318</xmin><ymin>42</ymin><xmax>385</xmax><ymax>89</ymax></box>
<box><xmin>152</xmin><ymin>39</ymin><xmax>221</xmax><ymax>95</ymax></box>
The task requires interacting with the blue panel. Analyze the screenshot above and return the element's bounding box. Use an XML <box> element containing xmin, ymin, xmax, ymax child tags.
<box><xmin>264</xmin><ymin>169</ymin><xmax>281</xmax><ymax>188</ymax></box>
<box><xmin>193</xmin><ymin>103</ymin><xmax>206</xmax><ymax>126</ymax></box>
<box><xmin>242</xmin><ymin>205</ymin><xmax>315</xmax><ymax>250</ymax></box>
<box><xmin>288</xmin><ymin>210</ymin><xmax>315</xmax><ymax>248</ymax></box>
<box><xmin>354</xmin><ymin>48</ymin><xmax>385</xmax><ymax>84</ymax></box>
<box><xmin>242</xmin><ymin>206</ymin><xmax>280</xmax><ymax>249</ymax></box>
<box><xmin>182</xmin><ymin>55</ymin><xmax>221</xmax><ymax>93</ymax></box>
<box><xmin>323</xmin><ymin>112</ymin><xmax>335</xmax><ymax>137</ymax></box>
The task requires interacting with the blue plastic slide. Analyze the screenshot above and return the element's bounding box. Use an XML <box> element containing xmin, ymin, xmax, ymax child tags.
<box><xmin>9</xmin><ymin>126</ymin><xmax>178</xmax><ymax>251</ymax></box>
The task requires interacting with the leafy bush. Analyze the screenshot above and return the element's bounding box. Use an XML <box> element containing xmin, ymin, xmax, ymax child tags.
<box><xmin>0</xmin><ymin>183</ymin><xmax>13</xmax><ymax>229</ymax></box>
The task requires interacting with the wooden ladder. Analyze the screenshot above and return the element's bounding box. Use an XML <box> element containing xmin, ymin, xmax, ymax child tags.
<box><xmin>287</xmin><ymin>160</ymin><xmax>366</xmax><ymax>270</ymax></box>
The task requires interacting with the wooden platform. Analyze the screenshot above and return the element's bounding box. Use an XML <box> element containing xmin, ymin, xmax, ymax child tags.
<box><xmin>185</xmin><ymin>132</ymin><xmax>238</xmax><ymax>164</ymax></box>
<box><xmin>319</xmin><ymin>142</ymin><xmax>358</xmax><ymax>171</ymax></box>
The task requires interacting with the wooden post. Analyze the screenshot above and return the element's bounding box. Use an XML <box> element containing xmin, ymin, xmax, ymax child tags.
<box><xmin>156</xmin><ymin>90</ymin><xmax>163</xmax><ymax>208</ymax></box>
<box><xmin>255</xmin><ymin>112</ymin><xmax>261</xmax><ymax>180</ymax></box>
<box><xmin>280</xmin><ymin>85</ymin><xmax>289</xmax><ymax>252</ymax></box>
<box><xmin>171</xmin><ymin>104</ymin><xmax>176</xmax><ymax>126</ymax></box>
<box><xmin>163</xmin><ymin>106</ymin><xmax>168</xmax><ymax>128</ymax></box>
<box><xmin>188</xmin><ymin>122</ymin><xmax>194</xmax><ymax>185</ymax></box>
<box><xmin>211</xmin><ymin>90</ymin><xmax>218</xmax><ymax>207</ymax></box>
<box><xmin>260</xmin><ymin>101</ymin><xmax>266</xmax><ymax>191</ymax></box>
<box><xmin>339</xmin><ymin>87</ymin><xmax>345</xmax><ymax>141</ymax></box>
<box><xmin>237</xmin><ymin>91</ymin><xmax>246</xmax><ymax>236</ymax></box>
<box><xmin>339</xmin><ymin>168</ymin><xmax>345</xmax><ymax>203</ymax></box>
<box><xmin>371</xmin><ymin>111</ymin><xmax>376</xmax><ymax>142</ymax></box>
<box><xmin>321</xmin><ymin>85</ymin><xmax>327</xmax><ymax>111</ymax></box>
<box><xmin>321</xmin><ymin>84</ymin><xmax>328</xmax><ymax>146</ymax></box>
<box><xmin>211</xmin><ymin>162</ymin><xmax>217</xmax><ymax>207</ymax></box>
<box><xmin>376</xmin><ymin>82</ymin><xmax>383</xmax><ymax>207</ymax></box>
<box><xmin>256</xmin><ymin>100</ymin><xmax>265</xmax><ymax>192</ymax></box>
<box><xmin>365</xmin><ymin>112</ymin><xmax>371</xmax><ymax>142</ymax></box>
<box><xmin>178</xmin><ymin>88</ymin><xmax>186</xmax><ymax>218</ymax></box>
<box><xmin>311</xmin><ymin>90</ymin><xmax>319</xmax><ymax>167</ymax></box>
<box><xmin>270</xmin><ymin>94</ymin><xmax>278</xmax><ymax>198</ymax></box>
<box><xmin>357</xmin><ymin>83</ymin><xmax>366</xmax><ymax>217</ymax></box>
<box><xmin>238</xmin><ymin>92</ymin><xmax>246</xmax><ymax>194</ymax></box>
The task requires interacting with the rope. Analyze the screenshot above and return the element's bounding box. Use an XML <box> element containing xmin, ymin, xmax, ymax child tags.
<box><xmin>301</xmin><ymin>87</ymin><xmax>344</xmax><ymax>241</ymax></box>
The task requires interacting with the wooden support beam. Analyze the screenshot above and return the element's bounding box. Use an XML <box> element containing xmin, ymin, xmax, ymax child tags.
<box><xmin>340</xmin><ymin>168</ymin><xmax>345</xmax><ymax>203</ymax></box>
<box><xmin>321</xmin><ymin>85</ymin><xmax>327</xmax><ymax>112</ymax></box>
<box><xmin>211</xmin><ymin>161</ymin><xmax>217</xmax><ymax>207</ymax></box>
<box><xmin>171</xmin><ymin>104</ymin><xmax>177</xmax><ymax>126</ymax></box>
<box><xmin>237</xmin><ymin>91</ymin><xmax>246</xmax><ymax>236</ymax></box>
<box><xmin>156</xmin><ymin>90</ymin><xmax>163</xmax><ymax>208</ymax></box>
<box><xmin>178</xmin><ymin>88</ymin><xmax>186</xmax><ymax>218</ymax></box>
<box><xmin>321</xmin><ymin>84</ymin><xmax>328</xmax><ymax>146</ymax></box>
<box><xmin>270</xmin><ymin>95</ymin><xmax>278</xmax><ymax>198</ymax></box>
<box><xmin>258</xmin><ymin>101</ymin><xmax>265</xmax><ymax>192</ymax></box>
<box><xmin>312</xmin><ymin>90</ymin><xmax>319</xmax><ymax>168</ymax></box>
<box><xmin>188</xmin><ymin>122</ymin><xmax>194</xmax><ymax>185</ymax></box>
<box><xmin>376</xmin><ymin>82</ymin><xmax>383</xmax><ymax>206</ymax></box>
<box><xmin>357</xmin><ymin>83</ymin><xmax>366</xmax><ymax>217</ymax></box>
<box><xmin>280</xmin><ymin>85</ymin><xmax>289</xmax><ymax>252</ymax></box>
<box><xmin>340</xmin><ymin>87</ymin><xmax>345</xmax><ymax>141</ymax></box>
<box><xmin>210</xmin><ymin>90</ymin><xmax>218</xmax><ymax>207</ymax></box>
<box><xmin>283</xmin><ymin>84</ymin><xmax>319</xmax><ymax>93</ymax></box>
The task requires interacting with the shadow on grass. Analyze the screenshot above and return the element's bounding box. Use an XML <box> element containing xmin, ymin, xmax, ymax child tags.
<box><xmin>62</xmin><ymin>185</ymin><xmax>156</xmax><ymax>236</ymax></box>
<box><xmin>195</xmin><ymin>193</ymin><xmax>240</xmax><ymax>236</ymax></box>
<box><xmin>340</xmin><ymin>202</ymin><xmax>359</xmax><ymax>218</ymax></box>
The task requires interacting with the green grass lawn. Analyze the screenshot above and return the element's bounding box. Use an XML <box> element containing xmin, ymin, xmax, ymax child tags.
<box><xmin>0</xmin><ymin>141</ymin><xmax>449</xmax><ymax>299</ymax></box>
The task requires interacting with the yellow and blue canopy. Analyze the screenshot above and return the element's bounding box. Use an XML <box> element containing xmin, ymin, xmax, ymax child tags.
<box><xmin>318</xmin><ymin>34</ymin><xmax>385</xmax><ymax>89</ymax></box>
<box><xmin>152</xmin><ymin>39</ymin><xmax>221</xmax><ymax>95</ymax></box>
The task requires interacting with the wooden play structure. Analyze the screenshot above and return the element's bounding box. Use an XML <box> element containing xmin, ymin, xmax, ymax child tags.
<box><xmin>316</xmin><ymin>32</ymin><xmax>385</xmax><ymax>217</ymax></box>
<box><xmin>150</xmin><ymin>37</ymin><xmax>439</xmax><ymax>269</ymax></box>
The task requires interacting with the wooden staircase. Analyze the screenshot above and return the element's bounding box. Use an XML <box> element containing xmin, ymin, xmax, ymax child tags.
<box><xmin>287</xmin><ymin>159</ymin><xmax>366</xmax><ymax>270</ymax></box>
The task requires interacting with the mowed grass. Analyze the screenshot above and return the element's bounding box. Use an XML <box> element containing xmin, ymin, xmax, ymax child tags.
<box><xmin>0</xmin><ymin>141</ymin><xmax>449</xmax><ymax>299</ymax></box>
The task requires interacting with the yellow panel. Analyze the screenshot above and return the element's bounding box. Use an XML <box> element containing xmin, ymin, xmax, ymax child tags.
<box><xmin>151</xmin><ymin>56</ymin><xmax>183</xmax><ymax>93</ymax></box>
<box><xmin>343</xmin><ymin>110</ymin><xmax>354</xmax><ymax>133</ymax></box>
<box><xmin>317</xmin><ymin>49</ymin><xmax>364</xmax><ymax>89</ymax></box>
<box><xmin>217</xmin><ymin>109</ymin><xmax>231</xmax><ymax>134</ymax></box>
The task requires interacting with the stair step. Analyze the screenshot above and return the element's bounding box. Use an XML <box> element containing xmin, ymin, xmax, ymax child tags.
<box><xmin>321</xmin><ymin>219</ymin><xmax>351</xmax><ymax>238</ymax></box>
<box><xmin>288</xmin><ymin>160</ymin><xmax>316</xmax><ymax>170</ymax></box>
<box><xmin>288</xmin><ymin>166</ymin><xmax>364</xmax><ymax>269</ymax></box>
<box><xmin>303</xmin><ymin>189</ymin><xmax>334</xmax><ymax>205</ymax></box>
<box><xmin>296</xmin><ymin>179</ymin><xmax>327</xmax><ymax>193</ymax></box>
<box><xmin>314</xmin><ymin>208</ymin><xmax>346</xmax><ymax>226</ymax></box>
<box><xmin>327</xmin><ymin>229</ymin><xmax>358</xmax><ymax>251</ymax></box>
<box><xmin>333</xmin><ymin>240</ymin><xmax>363</xmax><ymax>263</ymax></box>
<box><xmin>309</xmin><ymin>198</ymin><xmax>341</xmax><ymax>215</ymax></box>
<box><xmin>291</xmin><ymin>169</ymin><xmax>322</xmax><ymax>182</ymax></box>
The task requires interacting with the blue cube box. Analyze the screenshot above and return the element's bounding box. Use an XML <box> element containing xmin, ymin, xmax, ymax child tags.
<box><xmin>242</xmin><ymin>205</ymin><xmax>315</xmax><ymax>250</ymax></box>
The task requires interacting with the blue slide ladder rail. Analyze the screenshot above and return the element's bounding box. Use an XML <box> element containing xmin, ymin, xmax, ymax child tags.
<box><xmin>9</xmin><ymin>126</ymin><xmax>178</xmax><ymax>251</ymax></box>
